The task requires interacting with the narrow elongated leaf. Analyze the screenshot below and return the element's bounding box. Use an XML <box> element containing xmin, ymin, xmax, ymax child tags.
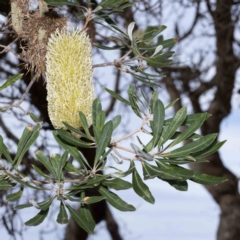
<box><xmin>44</xmin><ymin>0</ymin><xmax>80</xmax><ymax>6</ymax></box>
<box><xmin>25</xmin><ymin>209</ymin><xmax>49</xmax><ymax>226</ymax></box>
<box><xmin>0</xmin><ymin>181</ymin><xmax>13</xmax><ymax>190</ymax></box>
<box><xmin>38</xmin><ymin>196</ymin><xmax>56</xmax><ymax>210</ymax></box>
<box><xmin>164</xmin><ymin>113</ymin><xmax>212</xmax><ymax>126</ymax></box>
<box><xmin>111</xmin><ymin>160</ymin><xmax>135</xmax><ymax>178</ymax></box>
<box><xmin>191</xmin><ymin>172</ymin><xmax>227</xmax><ymax>185</ymax></box>
<box><xmin>62</xmin><ymin>122</ymin><xmax>88</xmax><ymax>139</ymax></box>
<box><xmin>95</xmin><ymin>111</ymin><xmax>106</xmax><ymax>132</ymax></box>
<box><xmin>0</xmin><ymin>74</ymin><xmax>22</xmax><ymax>91</ymax></box>
<box><xmin>31</xmin><ymin>165</ymin><xmax>50</xmax><ymax>179</ymax></box>
<box><xmin>159</xmin><ymin>107</ymin><xmax>187</xmax><ymax>146</ymax></box>
<box><xmin>53</xmin><ymin>132</ymin><xmax>87</xmax><ymax>170</ymax></box>
<box><xmin>6</xmin><ymin>188</ymin><xmax>23</xmax><ymax>202</ymax></box>
<box><xmin>79</xmin><ymin>112</ymin><xmax>92</xmax><ymax>139</ymax></box>
<box><xmin>14</xmin><ymin>203</ymin><xmax>32</xmax><ymax>210</ymax></box>
<box><xmin>2</xmin><ymin>142</ymin><xmax>13</xmax><ymax>164</ymax></box>
<box><xmin>165</xmin><ymin>180</ymin><xmax>188</xmax><ymax>191</ymax></box>
<box><xmin>152</xmin><ymin>99</ymin><xmax>165</xmax><ymax>146</ymax></box>
<box><xmin>132</xmin><ymin>169</ymin><xmax>155</xmax><ymax>204</ymax></box>
<box><xmin>85</xmin><ymin>174</ymin><xmax>109</xmax><ymax>186</ymax></box>
<box><xmin>0</xmin><ymin>136</ymin><xmax>3</xmax><ymax>159</ymax></box>
<box><xmin>64</xmin><ymin>162</ymin><xmax>80</xmax><ymax>173</ymax></box>
<box><xmin>192</xmin><ymin>140</ymin><xmax>227</xmax><ymax>158</ymax></box>
<box><xmin>15</xmin><ymin>125</ymin><xmax>41</xmax><ymax>167</ymax></box>
<box><xmin>163</xmin><ymin>133</ymin><xmax>218</xmax><ymax>158</ymax></box>
<box><xmin>102</xmin><ymin>178</ymin><xmax>132</xmax><ymax>190</ymax></box>
<box><xmin>57</xmin><ymin>202</ymin><xmax>69</xmax><ymax>224</ymax></box>
<box><xmin>105</xmin><ymin>87</ymin><xmax>132</xmax><ymax>106</ymax></box>
<box><xmin>55</xmin><ymin>152</ymin><xmax>68</xmax><ymax>182</ymax></box>
<box><xmin>142</xmin><ymin>162</ymin><xmax>182</xmax><ymax>180</ymax></box>
<box><xmin>80</xmin><ymin>204</ymin><xmax>95</xmax><ymax>231</ymax></box>
<box><xmin>94</xmin><ymin>121</ymin><xmax>113</xmax><ymax>166</ymax></box>
<box><xmin>128</xmin><ymin>84</ymin><xmax>142</xmax><ymax>118</ymax></box>
<box><xmin>131</xmin><ymin>143</ymin><xmax>153</xmax><ymax>161</ymax></box>
<box><xmin>98</xmin><ymin>186</ymin><xmax>135</xmax><ymax>211</ymax></box>
<box><xmin>29</xmin><ymin>112</ymin><xmax>42</xmax><ymax>123</ymax></box>
<box><xmin>169</xmin><ymin>113</ymin><xmax>207</xmax><ymax>148</ymax></box>
<box><xmin>35</xmin><ymin>151</ymin><xmax>55</xmax><ymax>176</ymax></box>
<box><xmin>112</xmin><ymin>115</ymin><xmax>121</xmax><ymax>130</ymax></box>
<box><xmin>165</xmin><ymin>99</ymin><xmax>179</xmax><ymax>110</ymax></box>
<box><xmin>81</xmin><ymin>196</ymin><xmax>106</xmax><ymax>204</ymax></box>
<box><xmin>92</xmin><ymin>98</ymin><xmax>102</xmax><ymax>127</ymax></box>
<box><xmin>156</xmin><ymin>161</ymin><xmax>194</xmax><ymax>180</ymax></box>
<box><xmin>57</xmin><ymin>130</ymin><xmax>94</xmax><ymax>148</ymax></box>
<box><xmin>66</xmin><ymin>204</ymin><xmax>95</xmax><ymax>234</ymax></box>
<box><xmin>94</xmin><ymin>43</ymin><xmax>123</xmax><ymax>50</ymax></box>
<box><xmin>14</xmin><ymin>126</ymin><xmax>33</xmax><ymax>164</ymax></box>
<box><xmin>142</xmin><ymin>25</ymin><xmax>167</xmax><ymax>42</ymax></box>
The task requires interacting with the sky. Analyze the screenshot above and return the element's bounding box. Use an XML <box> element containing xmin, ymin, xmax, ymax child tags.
<box><xmin>1</xmin><ymin>1</ymin><xmax>240</xmax><ymax>240</ymax></box>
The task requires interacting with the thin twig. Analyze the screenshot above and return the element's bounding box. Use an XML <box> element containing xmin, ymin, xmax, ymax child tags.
<box><xmin>113</xmin><ymin>118</ymin><xmax>148</xmax><ymax>143</ymax></box>
<box><xmin>0</xmin><ymin>74</ymin><xmax>38</xmax><ymax>114</ymax></box>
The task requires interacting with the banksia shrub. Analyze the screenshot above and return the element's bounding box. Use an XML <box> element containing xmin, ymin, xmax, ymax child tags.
<box><xmin>46</xmin><ymin>29</ymin><xmax>94</xmax><ymax>129</ymax></box>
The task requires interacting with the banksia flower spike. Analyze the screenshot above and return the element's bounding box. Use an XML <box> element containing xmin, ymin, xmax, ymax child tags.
<box><xmin>46</xmin><ymin>28</ymin><xmax>94</xmax><ymax>129</ymax></box>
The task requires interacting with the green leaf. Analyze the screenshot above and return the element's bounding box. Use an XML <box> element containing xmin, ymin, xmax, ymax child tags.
<box><xmin>85</xmin><ymin>174</ymin><xmax>109</xmax><ymax>186</ymax></box>
<box><xmin>57</xmin><ymin>129</ymin><xmax>94</xmax><ymax>148</ymax></box>
<box><xmin>164</xmin><ymin>113</ymin><xmax>212</xmax><ymax>126</ymax></box>
<box><xmin>165</xmin><ymin>99</ymin><xmax>179</xmax><ymax>110</ymax></box>
<box><xmin>191</xmin><ymin>172</ymin><xmax>227</xmax><ymax>185</ymax></box>
<box><xmin>156</xmin><ymin>161</ymin><xmax>194</xmax><ymax>180</ymax></box>
<box><xmin>57</xmin><ymin>202</ymin><xmax>69</xmax><ymax>224</ymax></box>
<box><xmin>112</xmin><ymin>115</ymin><xmax>121</xmax><ymax>130</ymax></box>
<box><xmin>6</xmin><ymin>188</ymin><xmax>23</xmax><ymax>202</ymax></box>
<box><xmin>64</xmin><ymin>162</ymin><xmax>80</xmax><ymax>174</ymax></box>
<box><xmin>81</xmin><ymin>196</ymin><xmax>106</xmax><ymax>204</ymax></box>
<box><xmin>29</xmin><ymin>112</ymin><xmax>42</xmax><ymax>123</ymax></box>
<box><xmin>0</xmin><ymin>136</ymin><xmax>3</xmax><ymax>159</ymax></box>
<box><xmin>111</xmin><ymin>160</ymin><xmax>135</xmax><ymax>178</ymax></box>
<box><xmin>98</xmin><ymin>186</ymin><xmax>135</xmax><ymax>211</ymax></box>
<box><xmin>25</xmin><ymin>209</ymin><xmax>49</xmax><ymax>226</ymax></box>
<box><xmin>165</xmin><ymin>180</ymin><xmax>188</xmax><ymax>191</ymax></box>
<box><xmin>57</xmin><ymin>151</ymin><xmax>68</xmax><ymax>181</ymax></box>
<box><xmin>94</xmin><ymin>43</ymin><xmax>123</xmax><ymax>50</ymax></box>
<box><xmin>79</xmin><ymin>112</ymin><xmax>93</xmax><ymax>139</ymax></box>
<box><xmin>159</xmin><ymin>107</ymin><xmax>187</xmax><ymax>146</ymax></box>
<box><xmin>142</xmin><ymin>26</ymin><xmax>167</xmax><ymax>42</ymax></box>
<box><xmin>0</xmin><ymin>181</ymin><xmax>14</xmax><ymax>190</ymax></box>
<box><xmin>94</xmin><ymin>121</ymin><xmax>113</xmax><ymax>166</ymax></box>
<box><xmin>169</xmin><ymin>113</ymin><xmax>207</xmax><ymax>148</ymax></box>
<box><xmin>128</xmin><ymin>84</ymin><xmax>142</xmax><ymax>118</ymax></box>
<box><xmin>92</xmin><ymin>98</ymin><xmax>102</xmax><ymax>127</ymax></box>
<box><xmin>163</xmin><ymin>133</ymin><xmax>218</xmax><ymax>158</ymax></box>
<box><xmin>31</xmin><ymin>165</ymin><xmax>50</xmax><ymax>179</ymax></box>
<box><xmin>66</xmin><ymin>204</ymin><xmax>95</xmax><ymax>234</ymax></box>
<box><xmin>62</xmin><ymin>122</ymin><xmax>88</xmax><ymax>139</ymax></box>
<box><xmin>105</xmin><ymin>87</ymin><xmax>132</xmax><ymax>106</ymax></box>
<box><xmin>35</xmin><ymin>151</ymin><xmax>55</xmax><ymax>176</ymax></box>
<box><xmin>44</xmin><ymin>0</ymin><xmax>80</xmax><ymax>6</ymax></box>
<box><xmin>0</xmin><ymin>74</ymin><xmax>22</xmax><ymax>91</ymax></box>
<box><xmin>14</xmin><ymin>203</ymin><xmax>32</xmax><ymax>210</ymax></box>
<box><xmin>102</xmin><ymin>178</ymin><xmax>132</xmax><ymax>190</ymax></box>
<box><xmin>142</xmin><ymin>162</ymin><xmax>182</xmax><ymax>180</ymax></box>
<box><xmin>192</xmin><ymin>140</ymin><xmax>226</xmax><ymax>158</ymax></box>
<box><xmin>14</xmin><ymin>126</ymin><xmax>34</xmax><ymax>164</ymax></box>
<box><xmin>14</xmin><ymin>125</ymin><xmax>41</xmax><ymax>167</ymax></box>
<box><xmin>53</xmin><ymin>132</ymin><xmax>87</xmax><ymax>170</ymax></box>
<box><xmin>38</xmin><ymin>196</ymin><xmax>56</xmax><ymax>210</ymax></box>
<box><xmin>79</xmin><ymin>204</ymin><xmax>95</xmax><ymax>231</ymax></box>
<box><xmin>132</xmin><ymin>168</ymin><xmax>155</xmax><ymax>204</ymax></box>
<box><xmin>2</xmin><ymin>142</ymin><xmax>13</xmax><ymax>164</ymax></box>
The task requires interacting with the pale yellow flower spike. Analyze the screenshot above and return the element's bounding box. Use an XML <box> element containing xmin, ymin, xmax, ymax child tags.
<box><xmin>46</xmin><ymin>28</ymin><xmax>94</xmax><ymax>129</ymax></box>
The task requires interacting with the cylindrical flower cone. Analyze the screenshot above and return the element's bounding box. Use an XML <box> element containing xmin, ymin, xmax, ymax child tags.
<box><xmin>46</xmin><ymin>28</ymin><xmax>94</xmax><ymax>129</ymax></box>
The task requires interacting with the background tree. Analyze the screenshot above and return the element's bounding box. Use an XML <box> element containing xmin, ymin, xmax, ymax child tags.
<box><xmin>0</xmin><ymin>1</ymin><xmax>239</xmax><ymax>240</ymax></box>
